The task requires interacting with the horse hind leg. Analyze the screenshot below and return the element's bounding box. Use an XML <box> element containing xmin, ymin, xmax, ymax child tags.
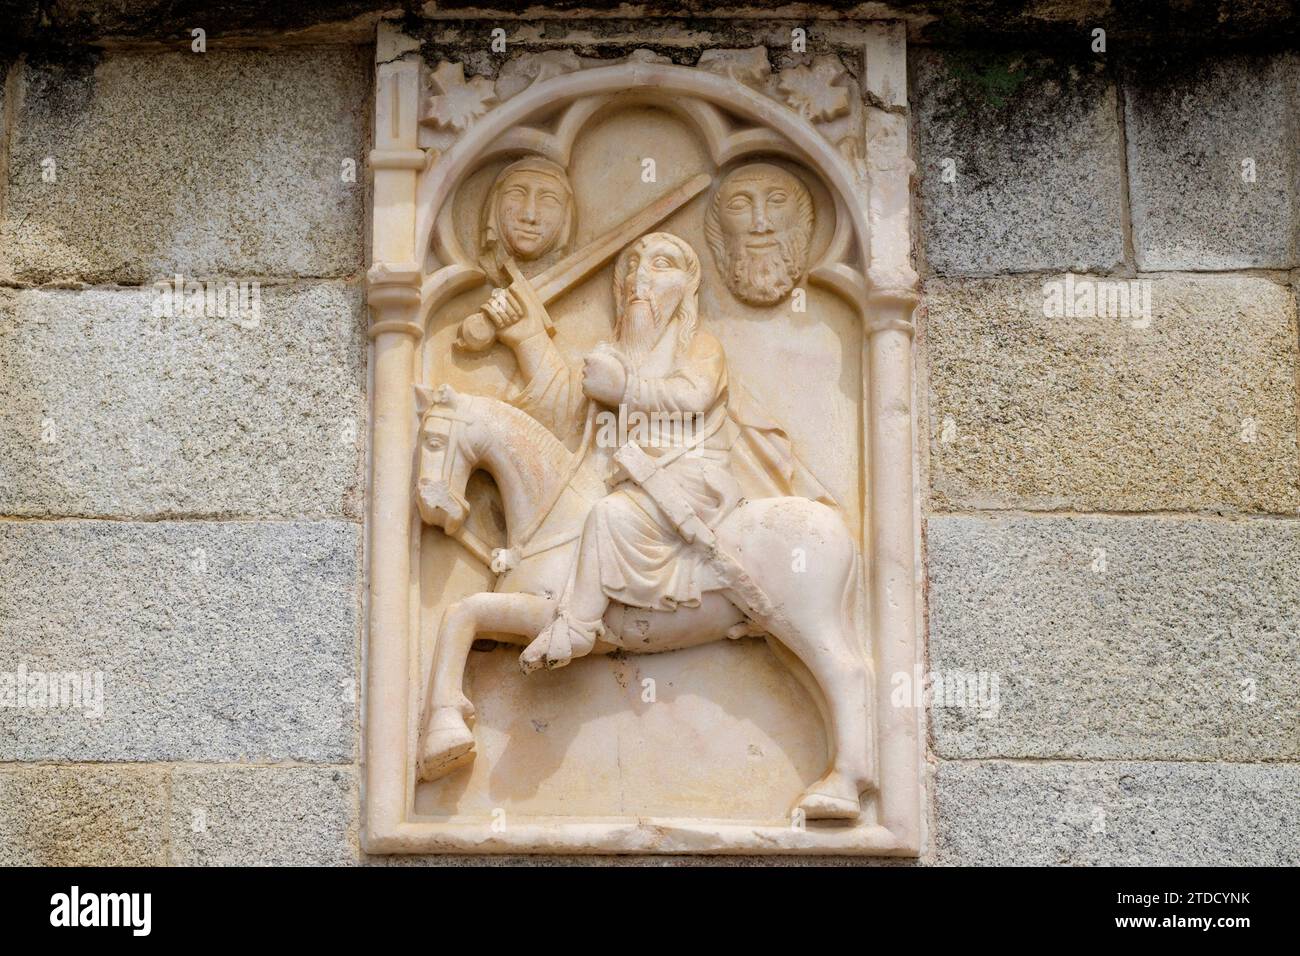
<box><xmin>764</xmin><ymin>636</ymin><xmax>833</xmax><ymax>761</ymax></box>
<box><xmin>758</xmin><ymin>548</ymin><xmax>874</xmax><ymax>821</ymax></box>
<box><xmin>418</xmin><ymin>591</ymin><xmax>554</xmax><ymax>783</ymax></box>
<box><xmin>776</xmin><ymin>623</ymin><xmax>874</xmax><ymax>821</ymax></box>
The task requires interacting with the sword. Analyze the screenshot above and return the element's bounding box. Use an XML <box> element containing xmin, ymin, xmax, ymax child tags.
<box><xmin>455</xmin><ymin>172</ymin><xmax>712</xmax><ymax>351</ymax></box>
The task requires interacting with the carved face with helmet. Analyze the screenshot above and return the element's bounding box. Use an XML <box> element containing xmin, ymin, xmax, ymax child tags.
<box><xmin>479</xmin><ymin>156</ymin><xmax>576</xmax><ymax>277</ymax></box>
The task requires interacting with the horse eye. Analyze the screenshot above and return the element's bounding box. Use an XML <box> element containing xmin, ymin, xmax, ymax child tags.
<box><xmin>425</xmin><ymin>432</ymin><xmax>446</xmax><ymax>450</ymax></box>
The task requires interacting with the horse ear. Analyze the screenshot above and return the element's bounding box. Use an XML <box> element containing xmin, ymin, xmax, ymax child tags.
<box><xmin>413</xmin><ymin>384</ymin><xmax>439</xmax><ymax>415</ymax></box>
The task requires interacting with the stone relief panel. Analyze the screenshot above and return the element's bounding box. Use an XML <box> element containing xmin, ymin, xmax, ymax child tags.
<box><xmin>364</xmin><ymin>22</ymin><xmax>920</xmax><ymax>854</ymax></box>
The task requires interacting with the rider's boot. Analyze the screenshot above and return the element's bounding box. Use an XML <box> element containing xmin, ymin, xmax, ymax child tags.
<box><xmin>519</xmin><ymin>608</ymin><xmax>604</xmax><ymax>674</ymax></box>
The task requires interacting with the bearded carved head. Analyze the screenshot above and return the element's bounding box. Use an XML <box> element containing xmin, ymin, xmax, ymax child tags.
<box><xmin>704</xmin><ymin>163</ymin><xmax>814</xmax><ymax>307</ymax></box>
<box><xmin>479</xmin><ymin>157</ymin><xmax>576</xmax><ymax>278</ymax></box>
<box><xmin>612</xmin><ymin>233</ymin><xmax>701</xmax><ymax>360</ymax></box>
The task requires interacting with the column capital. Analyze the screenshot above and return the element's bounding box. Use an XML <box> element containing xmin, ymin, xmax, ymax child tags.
<box><xmin>866</xmin><ymin>287</ymin><xmax>920</xmax><ymax>337</ymax></box>
<box><xmin>367</xmin><ymin>263</ymin><xmax>423</xmax><ymax>339</ymax></box>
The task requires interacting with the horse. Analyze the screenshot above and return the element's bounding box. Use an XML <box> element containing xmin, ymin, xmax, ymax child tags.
<box><xmin>412</xmin><ymin>383</ymin><xmax>876</xmax><ymax>820</ymax></box>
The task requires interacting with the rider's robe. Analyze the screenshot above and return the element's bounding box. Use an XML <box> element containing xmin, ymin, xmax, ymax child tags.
<box><xmin>509</xmin><ymin>317</ymin><xmax>837</xmax><ymax>611</ymax></box>
<box><xmin>512</xmin><ymin>322</ymin><xmax>739</xmax><ymax>611</ymax></box>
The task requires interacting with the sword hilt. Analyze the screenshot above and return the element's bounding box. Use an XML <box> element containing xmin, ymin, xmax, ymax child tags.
<box><xmin>455</xmin><ymin>309</ymin><xmax>497</xmax><ymax>352</ymax></box>
<box><xmin>454</xmin><ymin>260</ymin><xmax>553</xmax><ymax>352</ymax></box>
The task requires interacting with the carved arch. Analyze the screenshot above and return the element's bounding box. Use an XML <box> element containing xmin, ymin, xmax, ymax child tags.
<box><xmin>413</xmin><ymin>62</ymin><xmax>873</xmax><ymax>333</ymax></box>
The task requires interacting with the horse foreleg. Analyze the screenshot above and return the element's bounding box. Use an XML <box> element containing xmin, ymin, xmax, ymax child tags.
<box><xmin>418</xmin><ymin>591</ymin><xmax>555</xmax><ymax>782</ymax></box>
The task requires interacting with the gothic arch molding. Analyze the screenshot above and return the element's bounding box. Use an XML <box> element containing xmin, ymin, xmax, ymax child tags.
<box><xmin>414</xmin><ymin>62</ymin><xmax>872</xmax><ymax>333</ymax></box>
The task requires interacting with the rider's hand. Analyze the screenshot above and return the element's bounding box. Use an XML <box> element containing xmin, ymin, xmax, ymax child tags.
<box><xmin>581</xmin><ymin>346</ymin><xmax>627</xmax><ymax>405</ymax></box>
<box><xmin>480</xmin><ymin>287</ymin><xmax>519</xmax><ymax>331</ymax></box>
<box><xmin>479</xmin><ymin>287</ymin><xmax>538</xmax><ymax>349</ymax></box>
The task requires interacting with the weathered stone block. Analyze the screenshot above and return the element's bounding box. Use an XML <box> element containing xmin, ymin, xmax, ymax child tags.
<box><xmin>1</xmin><ymin>47</ymin><xmax>366</xmax><ymax>284</ymax></box>
<box><xmin>935</xmin><ymin>760</ymin><xmax>1300</xmax><ymax>865</ymax></box>
<box><xmin>170</xmin><ymin>766</ymin><xmax>355</xmax><ymax>865</ymax></box>
<box><xmin>367</xmin><ymin>852</ymin><xmax>910</xmax><ymax>866</ymax></box>
<box><xmin>0</xmin><ymin>283</ymin><xmax>365</xmax><ymax>519</ymax></box>
<box><xmin>913</xmin><ymin>50</ymin><xmax>1124</xmax><ymax>275</ymax></box>
<box><xmin>925</xmin><ymin>274</ymin><xmax>1300</xmax><ymax>513</ymax></box>
<box><xmin>0</xmin><ymin>520</ymin><xmax>358</xmax><ymax>762</ymax></box>
<box><xmin>0</xmin><ymin>58</ymin><xmax>8</xmax><ymax>268</ymax></box>
<box><xmin>926</xmin><ymin>515</ymin><xmax>1300</xmax><ymax>760</ymax></box>
<box><xmin>0</xmin><ymin>766</ymin><xmax>165</xmax><ymax>865</ymax></box>
<box><xmin>1124</xmin><ymin>53</ymin><xmax>1295</xmax><ymax>270</ymax></box>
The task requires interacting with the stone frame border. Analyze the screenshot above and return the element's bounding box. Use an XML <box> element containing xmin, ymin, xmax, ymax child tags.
<box><xmin>362</xmin><ymin>20</ymin><xmax>922</xmax><ymax>855</ymax></box>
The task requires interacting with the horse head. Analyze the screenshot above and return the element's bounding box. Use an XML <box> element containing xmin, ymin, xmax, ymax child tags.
<box><xmin>414</xmin><ymin>383</ymin><xmax>481</xmax><ymax>535</ymax></box>
<box><xmin>413</xmin><ymin>381</ymin><xmax>586</xmax><ymax>562</ymax></box>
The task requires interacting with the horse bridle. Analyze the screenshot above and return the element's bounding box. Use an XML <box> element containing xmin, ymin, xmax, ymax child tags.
<box><xmin>420</xmin><ymin>394</ymin><xmax>607</xmax><ymax>575</ymax></box>
<box><xmin>419</xmin><ymin>396</ymin><xmax>495</xmax><ymax>565</ymax></box>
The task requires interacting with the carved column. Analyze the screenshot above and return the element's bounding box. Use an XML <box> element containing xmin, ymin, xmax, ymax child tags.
<box><xmin>365</xmin><ymin>45</ymin><xmax>423</xmax><ymax>838</ymax></box>
<box><xmin>863</xmin><ymin>22</ymin><xmax>922</xmax><ymax>851</ymax></box>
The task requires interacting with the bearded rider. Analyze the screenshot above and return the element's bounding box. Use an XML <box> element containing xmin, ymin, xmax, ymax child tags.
<box><xmin>481</xmin><ymin>231</ymin><xmax>741</xmax><ymax>671</ymax></box>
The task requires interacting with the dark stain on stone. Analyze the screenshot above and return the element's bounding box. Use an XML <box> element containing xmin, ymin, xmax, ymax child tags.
<box><xmin>5</xmin><ymin>2</ymin><xmax>1299</xmax><ymax>58</ymax></box>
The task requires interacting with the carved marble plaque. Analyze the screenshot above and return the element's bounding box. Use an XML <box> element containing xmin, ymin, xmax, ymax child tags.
<box><xmin>364</xmin><ymin>21</ymin><xmax>921</xmax><ymax>855</ymax></box>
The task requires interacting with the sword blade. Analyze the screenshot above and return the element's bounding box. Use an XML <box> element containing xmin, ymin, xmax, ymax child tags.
<box><xmin>530</xmin><ymin>172</ymin><xmax>712</xmax><ymax>304</ymax></box>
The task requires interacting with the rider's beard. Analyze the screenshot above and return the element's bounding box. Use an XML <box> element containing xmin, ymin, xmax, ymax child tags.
<box><xmin>725</xmin><ymin>231</ymin><xmax>805</xmax><ymax>306</ymax></box>
<box><xmin>617</xmin><ymin>294</ymin><xmax>667</xmax><ymax>362</ymax></box>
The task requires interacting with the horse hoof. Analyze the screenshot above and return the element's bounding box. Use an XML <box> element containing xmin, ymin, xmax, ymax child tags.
<box><xmin>798</xmin><ymin>790</ymin><xmax>861</xmax><ymax>820</ymax></box>
<box><xmin>796</xmin><ymin>774</ymin><xmax>862</xmax><ymax>821</ymax></box>
<box><xmin>418</xmin><ymin>732</ymin><xmax>475</xmax><ymax>781</ymax></box>
<box><xmin>418</xmin><ymin>711</ymin><xmax>476</xmax><ymax>782</ymax></box>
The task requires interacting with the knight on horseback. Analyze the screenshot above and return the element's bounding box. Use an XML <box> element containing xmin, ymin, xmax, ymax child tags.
<box><xmin>482</xmin><ymin>231</ymin><xmax>742</xmax><ymax>672</ymax></box>
<box><xmin>420</xmin><ymin>223</ymin><xmax>874</xmax><ymax>816</ymax></box>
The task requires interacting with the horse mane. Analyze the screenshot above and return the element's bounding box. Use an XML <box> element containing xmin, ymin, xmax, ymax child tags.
<box><xmin>462</xmin><ymin>392</ymin><xmax>573</xmax><ymax>478</ymax></box>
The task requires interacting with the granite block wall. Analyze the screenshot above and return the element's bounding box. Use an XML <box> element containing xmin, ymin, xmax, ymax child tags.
<box><xmin>1</xmin><ymin>18</ymin><xmax>1295</xmax><ymax>865</ymax></box>
<box><xmin>0</xmin><ymin>44</ymin><xmax>369</xmax><ymax>865</ymax></box>
<box><xmin>914</xmin><ymin>47</ymin><xmax>1300</xmax><ymax>864</ymax></box>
